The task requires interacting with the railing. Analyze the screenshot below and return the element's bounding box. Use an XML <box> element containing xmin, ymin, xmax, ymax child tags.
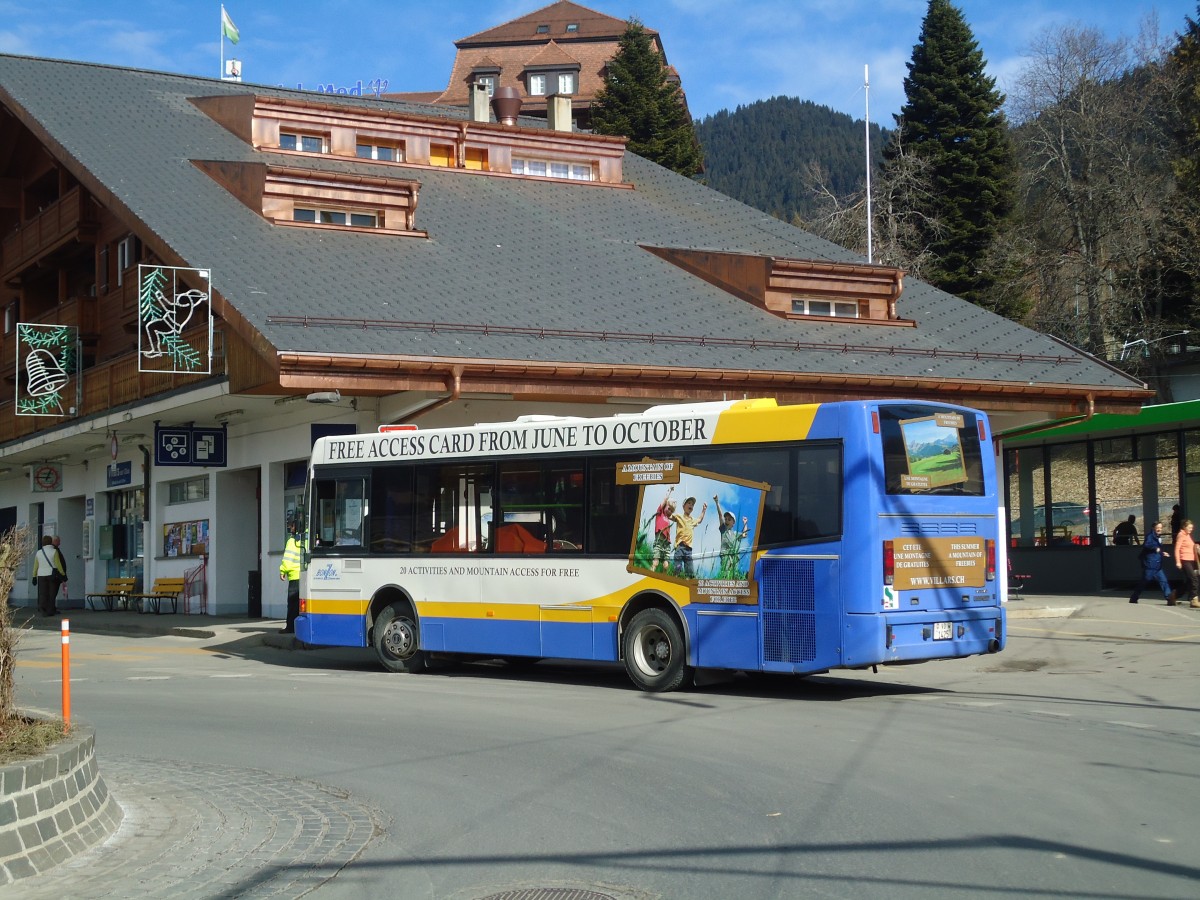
<box><xmin>0</xmin><ymin>325</ymin><xmax>226</xmax><ymax>444</ymax></box>
<box><xmin>0</xmin><ymin>187</ymin><xmax>98</xmax><ymax>282</ymax></box>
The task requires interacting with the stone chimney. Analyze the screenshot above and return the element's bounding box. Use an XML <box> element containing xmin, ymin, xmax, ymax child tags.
<box><xmin>470</xmin><ymin>82</ymin><xmax>491</xmax><ymax>122</ymax></box>
<box><xmin>547</xmin><ymin>94</ymin><xmax>573</xmax><ymax>132</ymax></box>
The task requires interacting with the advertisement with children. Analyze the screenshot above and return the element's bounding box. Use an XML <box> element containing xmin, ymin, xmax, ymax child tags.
<box><xmin>626</xmin><ymin>463</ymin><xmax>768</xmax><ymax>604</ymax></box>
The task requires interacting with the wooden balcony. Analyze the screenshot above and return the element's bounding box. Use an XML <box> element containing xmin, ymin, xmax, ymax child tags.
<box><xmin>1</xmin><ymin>186</ymin><xmax>99</xmax><ymax>283</ymax></box>
<box><xmin>0</xmin><ymin>324</ymin><xmax>226</xmax><ymax>445</ymax></box>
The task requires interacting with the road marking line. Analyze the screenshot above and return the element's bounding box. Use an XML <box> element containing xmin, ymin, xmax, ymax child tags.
<box><xmin>1031</xmin><ymin>710</ymin><xmax>1072</xmax><ymax>718</ymax></box>
<box><xmin>949</xmin><ymin>700</ymin><xmax>1003</xmax><ymax>707</ymax></box>
<box><xmin>127</xmin><ymin>675</ymin><xmax>171</xmax><ymax>681</ymax></box>
<box><xmin>1108</xmin><ymin>721</ymin><xmax>1154</xmax><ymax>729</ymax></box>
<box><xmin>210</xmin><ymin>673</ymin><xmax>254</xmax><ymax>678</ymax></box>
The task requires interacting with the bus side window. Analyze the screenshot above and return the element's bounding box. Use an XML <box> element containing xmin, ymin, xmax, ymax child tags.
<box><xmin>369</xmin><ymin>466</ymin><xmax>414</xmax><ymax>553</ymax></box>
<box><xmin>496</xmin><ymin>461</ymin><xmax>584</xmax><ymax>554</ymax></box>
<box><xmin>415</xmin><ymin>463</ymin><xmax>493</xmax><ymax>554</ymax></box>
<box><xmin>587</xmin><ymin>461</ymin><xmax>638</xmax><ymax>554</ymax></box>
<box><xmin>310</xmin><ymin>476</ymin><xmax>366</xmax><ymax>551</ymax></box>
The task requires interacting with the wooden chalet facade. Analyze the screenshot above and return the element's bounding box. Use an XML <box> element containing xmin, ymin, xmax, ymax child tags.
<box><xmin>0</xmin><ymin>53</ymin><xmax>1149</xmax><ymax>616</ymax></box>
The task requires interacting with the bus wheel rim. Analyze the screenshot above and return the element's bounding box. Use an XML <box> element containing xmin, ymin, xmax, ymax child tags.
<box><xmin>383</xmin><ymin>619</ymin><xmax>415</xmax><ymax>659</ymax></box>
<box><xmin>635</xmin><ymin>624</ymin><xmax>670</xmax><ymax>675</ymax></box>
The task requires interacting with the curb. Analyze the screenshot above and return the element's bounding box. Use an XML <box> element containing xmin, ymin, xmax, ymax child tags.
<box><xmin>0</xmin><ymin>721</ymin><xmax>122</xmax><ymax>884</ymax></box>
<box><xmin>1006</xmin><ymin>605</ymin><xmax>1081</xmax><ymax>619</ymax></box>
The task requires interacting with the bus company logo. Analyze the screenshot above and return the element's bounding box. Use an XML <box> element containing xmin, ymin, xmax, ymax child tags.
<box><xmin>313</xmin><ymin>563</ymin><xmax>340</xmax><ymax>582</ymax></box>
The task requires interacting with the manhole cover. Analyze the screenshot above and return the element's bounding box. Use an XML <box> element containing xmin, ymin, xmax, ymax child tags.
<box><xmin>477</xmin><ymin>891</ymin><xmax>616</xmax><ymax>900</ymax></box>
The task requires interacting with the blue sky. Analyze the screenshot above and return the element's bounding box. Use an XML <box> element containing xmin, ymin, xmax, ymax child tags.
<box><xmin>0</xmin><ymin>1</ymin><xmax>1195</xmax><ymax>121</ymax></box>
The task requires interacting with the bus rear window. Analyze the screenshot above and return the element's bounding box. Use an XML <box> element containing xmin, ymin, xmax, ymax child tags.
<box><xmin>879</xmin><ymin>405</ymin><xmax>985</xmax><ymax>496</ymax></box>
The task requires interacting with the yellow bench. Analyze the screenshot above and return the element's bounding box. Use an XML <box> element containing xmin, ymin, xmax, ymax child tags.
<box><xmin>85</xmin><ymin>577</ymin><xmax>138</xmax><ymax>611</ymax></box>
<box><xmin>141</xmin><ymin>577</ymin><xmax>186</xmax><ymax>614</ymax></box>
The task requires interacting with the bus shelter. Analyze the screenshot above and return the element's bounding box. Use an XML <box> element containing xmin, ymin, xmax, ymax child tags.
<box><xmin>1002</xmin><ymin>400</ymin><xmax>1200</xmax><ymax>593</ymax></box>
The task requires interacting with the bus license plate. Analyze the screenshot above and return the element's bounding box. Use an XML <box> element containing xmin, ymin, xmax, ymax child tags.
<box><xmin>933</xmin><ymin>622</ymin><xmax>953</xmax><ymax>641</ymax></box>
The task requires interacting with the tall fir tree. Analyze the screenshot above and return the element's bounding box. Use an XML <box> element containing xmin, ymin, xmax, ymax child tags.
<box><xmin>591</xmin><ymin>20</ymin><xmax>703</xmax><ymax>178</ymax></box>
<box><xmin>885</xmin><ymin>0</ymin><xmax>1015</xmax><ymax>307</ymax></box>
<box><xmin>1173</xmin><ymin>4</ymin><xmax>1200</xmax><ymax>196</ymax></box>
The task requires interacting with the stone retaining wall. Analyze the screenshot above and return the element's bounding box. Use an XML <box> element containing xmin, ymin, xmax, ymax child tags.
<box><xmin>0</xmin><ymin>723</ymin><xmax>122</xmax><ymax>884</ymax></box>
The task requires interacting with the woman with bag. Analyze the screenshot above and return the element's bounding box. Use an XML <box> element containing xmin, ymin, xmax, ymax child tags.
<box><xmin>32</xmin><ymin>534</ymin><xmax>65</xmax><ymax>616</ymax></box>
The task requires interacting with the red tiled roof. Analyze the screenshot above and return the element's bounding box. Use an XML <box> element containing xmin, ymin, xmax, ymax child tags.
<box><xmin>456</xmin><ymin>0</ymin><xmax>656</xmax><ymax>46</ymax></box>
<box><xmin>524</xmin><ymin>41</ymin><xmax>581</xmax><ymax>70</ymax></box>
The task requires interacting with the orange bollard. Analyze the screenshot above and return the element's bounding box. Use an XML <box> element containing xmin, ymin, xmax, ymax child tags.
<box><xmin>61</xmin><ymin>618</ymin><xmax>71</xmax><ymax>731</ymax></box>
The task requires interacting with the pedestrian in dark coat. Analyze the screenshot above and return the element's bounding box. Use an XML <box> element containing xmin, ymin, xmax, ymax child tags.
<box><xmin>1131</xmin><ymin>522</ymin><xmax>1172</xmax><ymax>604</ymax></box>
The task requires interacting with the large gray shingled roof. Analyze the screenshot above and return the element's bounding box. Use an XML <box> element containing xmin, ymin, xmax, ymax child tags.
<box><xmin>0</xmin><ymin>53</ymin><xmax>1146</xmax><ymax>396</ymax></box>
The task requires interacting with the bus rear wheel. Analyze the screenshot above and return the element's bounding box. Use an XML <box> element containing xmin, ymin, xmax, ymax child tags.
<box><xmin>623</xmin><ymin>608</ymin><xmax>691</xmax><ymax>692</ymax></box>
<box><xmin>373</xmin><ymin>603</ymin><xmax>426</xmax><ymax>674</ymax></box>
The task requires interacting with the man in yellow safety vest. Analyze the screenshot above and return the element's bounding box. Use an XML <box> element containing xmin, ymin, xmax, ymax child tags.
<box><xmin>278</xmin><ymin>514</ymin><xmax>304</xmax><ymax>634</ymax></box>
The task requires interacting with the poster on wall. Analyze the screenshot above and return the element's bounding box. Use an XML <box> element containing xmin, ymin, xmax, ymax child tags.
<box><xmin>137</xmin><ymin>264</ymin><xmax>213</xmax><ymax>374</ymax></box>
<box><xmin>164</xmin><ymin>519</ymin><xmax>209</xmax><ymax>557</ymax></box>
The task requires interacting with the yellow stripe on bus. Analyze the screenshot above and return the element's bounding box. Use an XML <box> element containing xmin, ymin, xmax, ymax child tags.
<box><xmin>305</xmin><ymin>575</ymin><xmax>692</xmax><ymax>621</ymax></box>
<box><xmin>712</xmin><ymin>400</ymin><xmax>820</xmax><ymax>444</ymax></box>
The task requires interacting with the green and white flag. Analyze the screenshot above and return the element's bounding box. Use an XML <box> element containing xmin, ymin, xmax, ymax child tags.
<box><xmin>221</xmin><ymin>6</ymin><xmax>239</xmax><ymax>44</ymax></box>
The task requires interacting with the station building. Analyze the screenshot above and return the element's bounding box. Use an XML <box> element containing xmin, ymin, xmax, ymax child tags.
<box><xmin>0</xmin><ymin>53</ymin><xmax>1148</xmax><ymax>616</ymax></box>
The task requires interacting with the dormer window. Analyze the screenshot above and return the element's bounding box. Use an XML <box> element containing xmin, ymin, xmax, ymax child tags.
<box><xmin>512</xmin><ymin>157</ymin><xmax>593</xmax><ymax>181</ymax></box>
<box><xmin>566</xmin><ymin>23</ymin><xmax>579</xmax><ymax>32</ymax></box>
<box><xmin>536</xmin><ymin>24</ymin><xmax>549</xmax><ymax>33</ymax></box>
<box><xmin>294</xmin><ymin>207</ymin><xmax>380</xmax><ymax>228</ymax></box>
<box><xmin>280</xmin><ymin>132</ymin><xmax>327</xmax><ymax>153</ymax></box>
<box><xmin>528</xmin><ymin>74</ymin><xmax>547</xmax><ymax>96</ymax></box>
<box><xmin>475</xmin><ymin>75</ymin><xmax>496</xmax><ymax>97</ymax></box>
<box><xmin>557</xmin><ymin>73</ymin><xmax>577</xmax><ymax>95</ymax></box>
<box><xmin>793</xmin><ymin>298</ymin><xmax>861</xmax><ymax>318</ymax></box>
<box><xmin>357</xmin><ymin>141</ymin><xmax>404</xmax><ymax>162</ymax></box>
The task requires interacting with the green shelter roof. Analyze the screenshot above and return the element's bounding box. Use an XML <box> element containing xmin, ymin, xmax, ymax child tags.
<box><xmin>1001</xmin><ymin>399</ymin><xmax>1200</xmax><ymax>444</ymax></box>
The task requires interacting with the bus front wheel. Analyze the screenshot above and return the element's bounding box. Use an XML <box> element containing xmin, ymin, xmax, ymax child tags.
<box><xmin>623</xmin><ymin>608</ymin><xmax>691</xmax><ymax>692</ymax></box>
<box><xmin>373</xmin><ymin>603</ymin><xmax>426</xmax><ymax>674</ymax></box>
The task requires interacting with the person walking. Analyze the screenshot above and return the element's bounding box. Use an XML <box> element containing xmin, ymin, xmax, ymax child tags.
<box><xmin>1172</xmin><ymin>519</ymin><xmax>1200</xmax><ymax>609</ymax></box>
<box><xmin>51</xmin><ymin>534</ymin><xmax>68</xmax><ymax>603</ymax></box>
<box><xmin>278</xmin><ymin>514</ymin><xmax>304</xmax><ymax>634</ymax></box>
<box><xmin>31</xmin><ymin>534</ymin><xmax>65</xmax><ymax>616</ymax></box>
<box><xmin>1130</xmin><ymin>521</ymin><xmax>1172</xmax><ymax>604</ymax></box>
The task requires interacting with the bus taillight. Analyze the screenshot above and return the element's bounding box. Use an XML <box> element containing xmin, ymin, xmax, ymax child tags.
<box><xmin>985</xmin><ymin>540</ymin><xmax>995</xmax><ymax>581</ymax></box>
<box><xmin>299</xmin><ymin>598</ymin><xmax>307</xmax><ymax>613</ymax></box>
<box><xmin>883</xmin><ymin>540</ymin><xmax>894</xmax><ymax>585</ymax></box>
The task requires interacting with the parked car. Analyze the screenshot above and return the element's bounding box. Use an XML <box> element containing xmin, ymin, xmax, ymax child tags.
<box><xmin>1010</xmin><ymin>502</ymin><xmax>1104</xmax><ymax>540</ymax></box>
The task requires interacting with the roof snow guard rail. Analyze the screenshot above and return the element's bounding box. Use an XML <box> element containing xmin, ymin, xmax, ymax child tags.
<box><xmin>264</xmin><ymin>315</ymin><xmax>1081</xmax><ymax>365</ymax></box>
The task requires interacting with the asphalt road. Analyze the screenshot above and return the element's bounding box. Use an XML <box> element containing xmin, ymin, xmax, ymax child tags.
<box><xmin>11</xmin><ymin>597</ymin><xmax>1200</xmax><ymax>899</ymax></box>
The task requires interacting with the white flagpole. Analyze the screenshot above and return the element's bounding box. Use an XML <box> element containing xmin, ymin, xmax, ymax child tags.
<box><xmin>220</xmin><ymin>5</ymin><xmax>225</xmax><ymax>79</ymax></box>
<box><xmin>864</xmin><ymin>64</ymin><xmax>873</xmax><ymax>264</ymax></box>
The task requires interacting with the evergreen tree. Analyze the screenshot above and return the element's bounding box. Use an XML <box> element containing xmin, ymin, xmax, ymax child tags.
<box><xmin>591</xmin><ymin>20</ymin><xmax>703</xmax><ymax>177</ymax></box>
<box><xmin>1173</xmin><ymin>4</ymin><xmax>1200</xmax><ymax>195</ymax></box>
<box><xmin>886</xmin><ymin>0</ymin><xmax>1015</xmax><ymax>307</ymax></box>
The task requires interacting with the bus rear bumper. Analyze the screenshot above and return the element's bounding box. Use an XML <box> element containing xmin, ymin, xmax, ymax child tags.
<box><xmin>868</xmin><ymin>608</ymin><xmax>1006</xmax><ymax>664</ymax></box>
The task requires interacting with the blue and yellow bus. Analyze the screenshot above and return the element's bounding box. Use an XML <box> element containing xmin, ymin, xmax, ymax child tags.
<box><xmin>296</xmin><ymin>398</ymin><xmax>1005</xmax><ymax>691</ymax></box>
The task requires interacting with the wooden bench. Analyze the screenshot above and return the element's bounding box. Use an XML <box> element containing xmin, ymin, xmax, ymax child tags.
<box><xmin>141</xmin><ymin>577</ymin><xmax>186</xmax><ymax>615</ymax></box>
<box><xmin>85</xmin><ymin>577</ymin><xmax>138</xmax><ymax>611</ymax></box>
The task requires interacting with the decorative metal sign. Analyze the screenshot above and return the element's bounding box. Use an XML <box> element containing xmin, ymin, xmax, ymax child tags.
<box><xmin>15</xmin><ymin>323</ymin><xmax>77</xmax><ymax>416</ymax></box>
<box><xmin>138</xmin><ymin>264</ymin><xmax>213</xmax><ymax>374</ymax></box>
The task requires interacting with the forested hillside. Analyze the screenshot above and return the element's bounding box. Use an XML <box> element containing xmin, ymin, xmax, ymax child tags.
<box><xmin>694</xmin><ymin>96</ymin><xmax>888</xmax><ymax>222</ymax></box>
